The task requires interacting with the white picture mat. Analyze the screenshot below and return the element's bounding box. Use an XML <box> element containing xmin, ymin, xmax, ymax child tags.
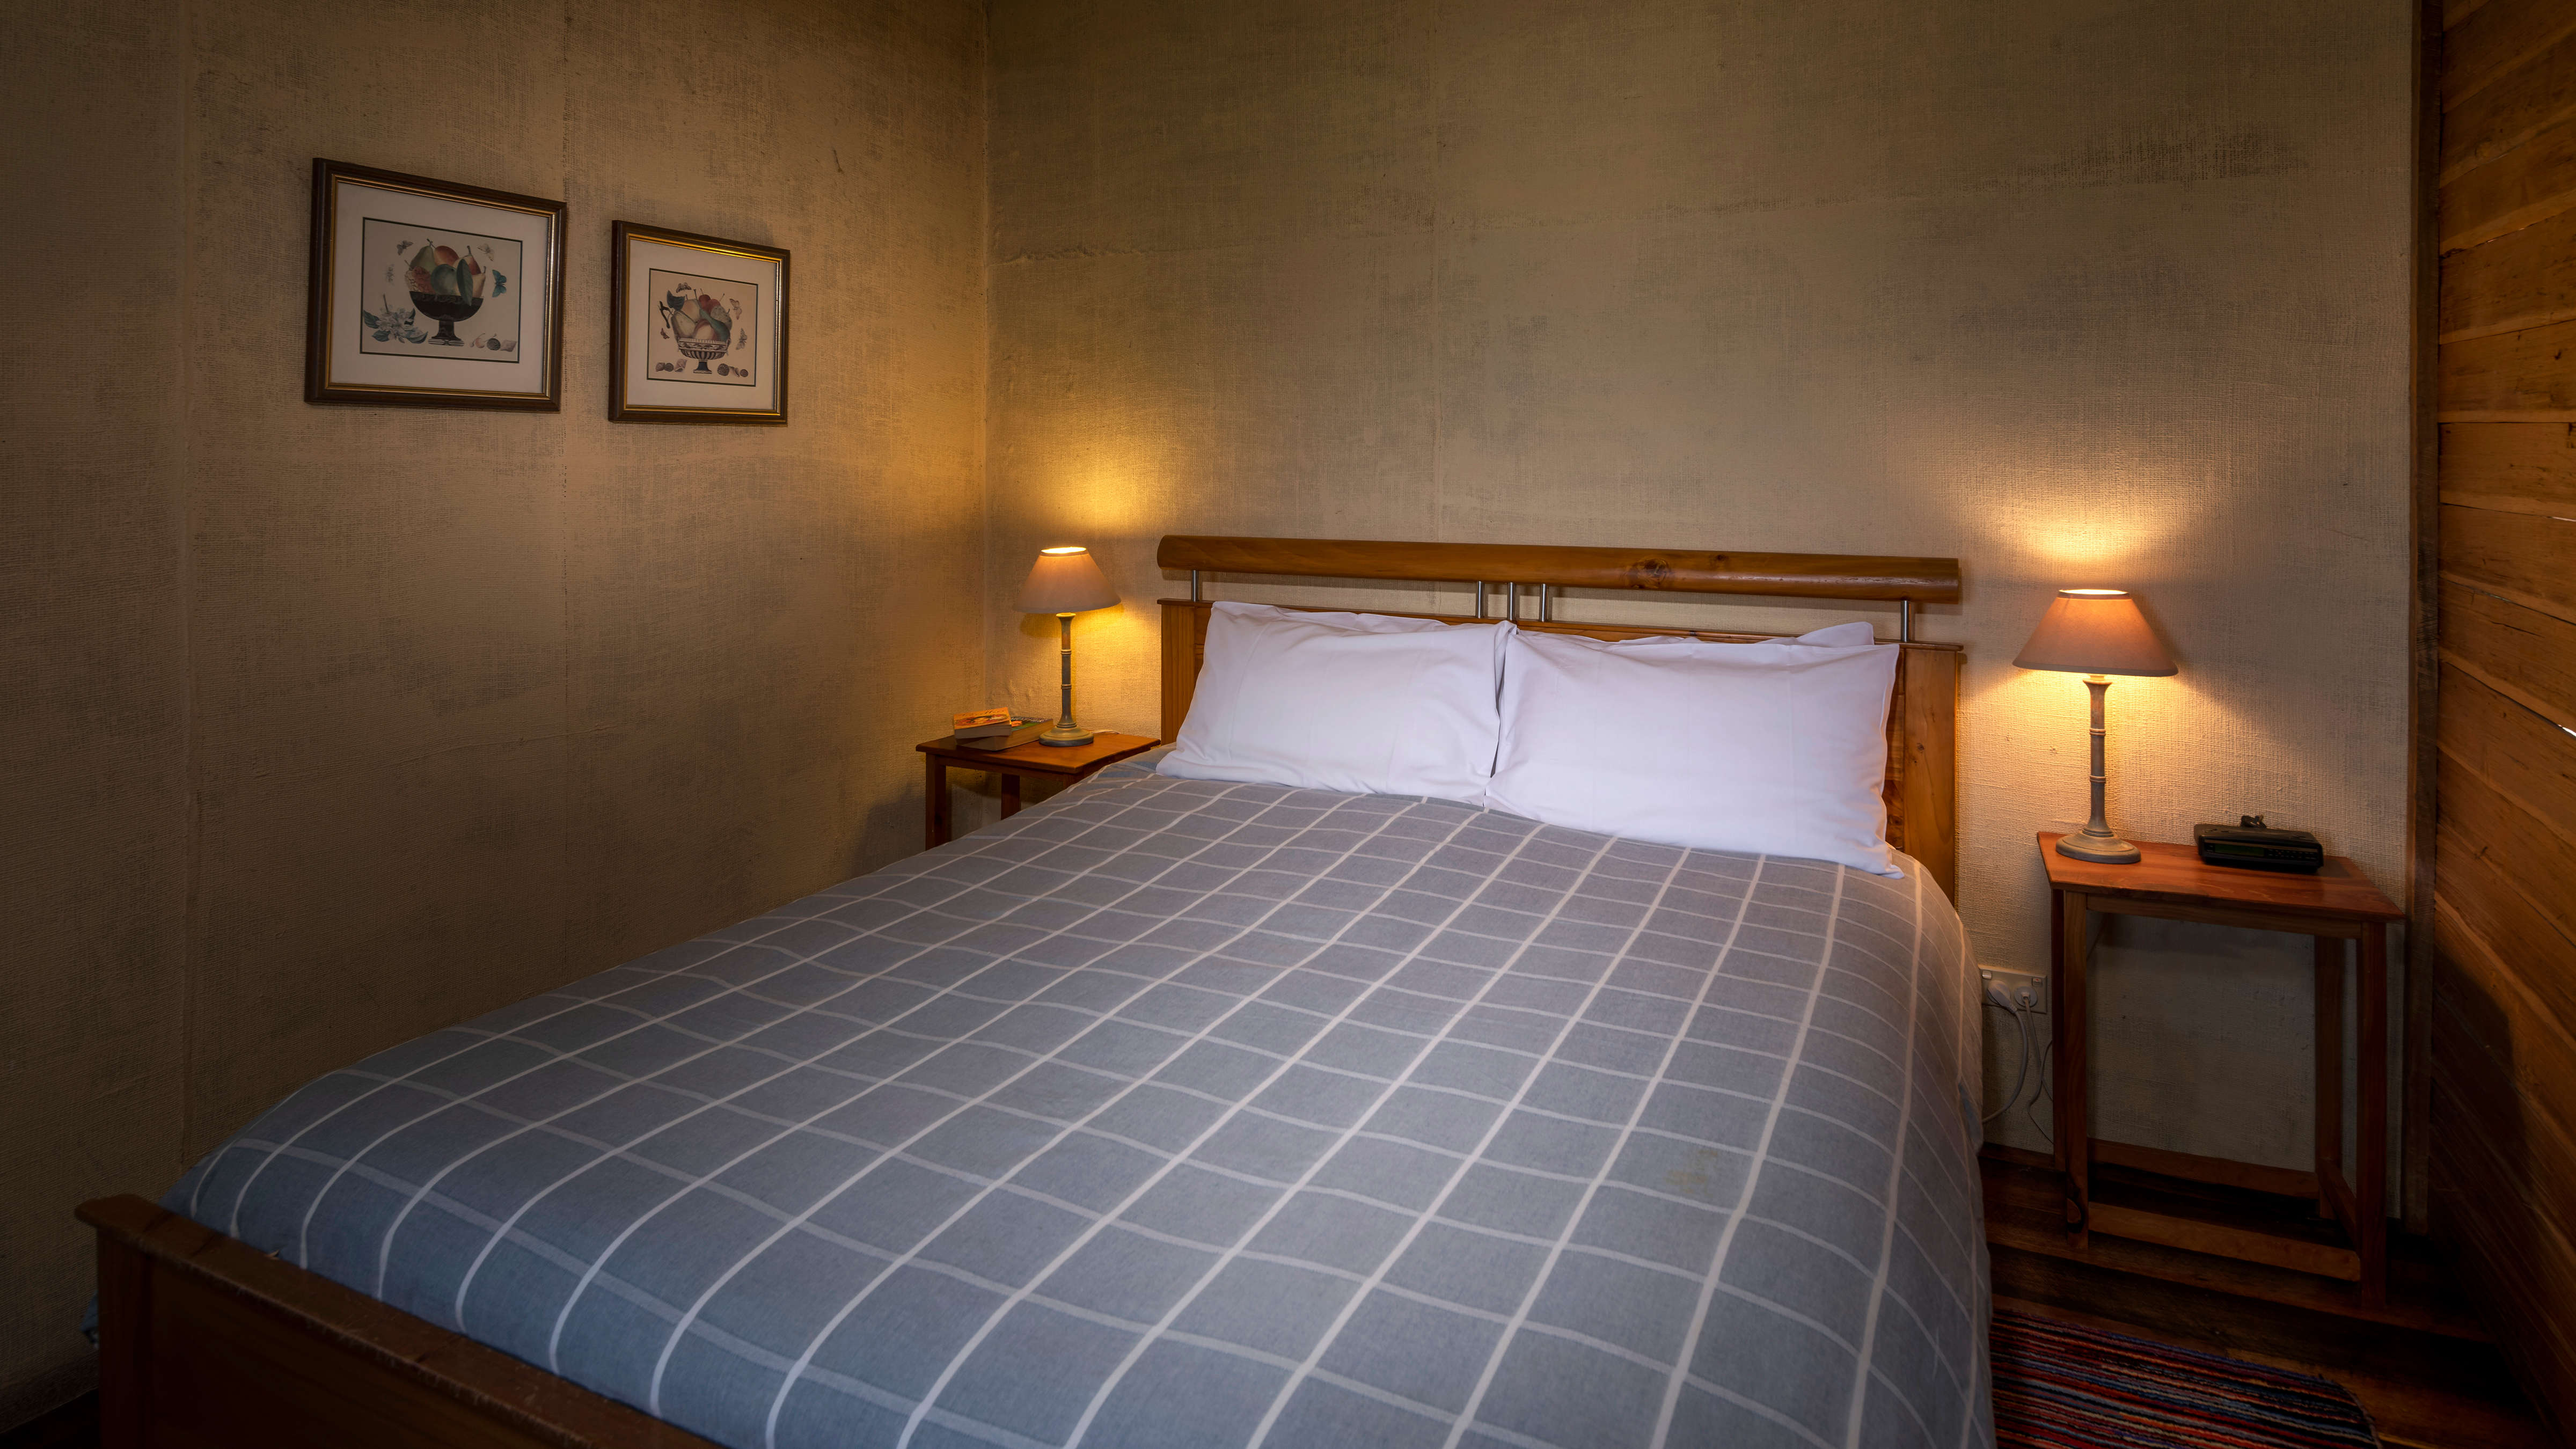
<box><xmin>326</xmin><ymin>177</ymin><xmax>553</xmax><ymax>397</ymax></box>
<box><xmin>620</xmin><ymin>235</ymin><xmax>781</xmax><ymax>414</ymax></box>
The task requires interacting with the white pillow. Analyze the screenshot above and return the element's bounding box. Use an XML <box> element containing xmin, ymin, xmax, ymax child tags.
<box><xmin>1783</xmin><ymin>620</ymin><xmax>1878</xmax><ymax>647</ymax></box>
<box><xmin>1483</xmin><ymin>623</ymin><xmax>1902</xmax><ymax>874</ymax></box>
<box><xmin>1159</xmin><ymin>602</ymin><xmax>1512</xmax><ymax>804</ymax></box>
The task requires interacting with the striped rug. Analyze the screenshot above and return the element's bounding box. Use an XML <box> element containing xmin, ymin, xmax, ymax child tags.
<box><xmin>1992</xmin><ymin>1307</ymin><xmax>2380</xmax><ymax>1447</ymax></box>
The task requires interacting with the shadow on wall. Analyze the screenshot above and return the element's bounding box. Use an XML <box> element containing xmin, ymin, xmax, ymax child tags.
<box><xmin>861</xmin><ymin>787</ymin><xmax>928</xmax><ymax>880</ymax></box>
<box><xmin>2428</xmin><ymin>960</ymin><xmax>2565</xmax><ymax>1438</ymax></box>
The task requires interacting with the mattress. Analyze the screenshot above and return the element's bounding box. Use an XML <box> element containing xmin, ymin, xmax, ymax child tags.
<box><xmin>170</xmin><ymin>755</ymin><xmax>1994</xmax><ymax>1449</ymax></box>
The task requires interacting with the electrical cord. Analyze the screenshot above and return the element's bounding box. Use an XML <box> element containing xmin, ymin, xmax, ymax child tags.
<box><xmin>1979</xmin><ymin>986</ymin><xmax>2054</xmax><ymax>1147</ymax></box>
<box><xmin>1981</xmin><ymin>998</ymin><xmax>2031</xmax><ymax>1124</ymax></box>
<box><xmin>2021</xmin><ymin>914</ymin><xmax>2107</xmax><ymax>1148</ymax></box>
<box><xmin>1981</xmin><ymin>895</ymin><xmax>2107</xmax><ymax>1141</ymax></box>
<box><xmin>2024</xmin><ymin>1025</ymin><xmax>2053</xmax><ymax>1148</ymax></box>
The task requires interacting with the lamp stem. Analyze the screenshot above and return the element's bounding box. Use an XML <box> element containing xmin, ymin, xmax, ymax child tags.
<box><xmin>2056</xmin><ymin>674</ymin><xmax>2141</xmax><ymax>863</ymax></box>
<box><xmin>1039</xmin><ymin>611</ymin><xmax>1094</xmax><ymax>747</ymax></box>
<box><xmin>2086</xmin><ymin>676</ymin><xmax>2109</xmax><ymax>832</ymax></box>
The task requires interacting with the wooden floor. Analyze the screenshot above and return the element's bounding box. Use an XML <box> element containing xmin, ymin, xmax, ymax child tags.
<box><xmin>1985</xmin><ymin>1148</ymin><xmax>2559</xmax><ymax>1449</ymax></box>
<box><xmin>5</xmin><ymin>1158</ymin><xmax>2556</xmax><ymax>1449</ymax></box>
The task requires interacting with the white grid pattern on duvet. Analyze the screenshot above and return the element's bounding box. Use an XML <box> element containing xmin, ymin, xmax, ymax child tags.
<box><xmin>171</xmin><ymin>763</ymin><xmax>1989</xmax><ymax>1449</ymax></box>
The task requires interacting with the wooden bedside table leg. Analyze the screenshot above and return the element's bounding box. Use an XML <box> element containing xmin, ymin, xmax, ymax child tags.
<box><xmin>2358</xmin><ymin>920</ymin><xmax>2390</xmax><ymax>1305</ymax></box>
<box><xmin>2315</xmin><ymin>935</ymin><xmax>2344</xmax><ymax>1223</ymax></box>
<box><xmin>2048</xmin><ymin>888</ymin><xmax>2066</xmax><ymax>1174</ymax></box>
<box><xmin>924</xmin><ymin>755</ymin><xmax>950</xmax><ymax>850</ymax></box>
<box><xmin>1000</xmin><ymin>772</ymin><xmax>1022</xmax><ymax>819</ymax></box>
<box><xmin>2056</xmin><ymin>889</ymin><xmax>2090</xmax><ymax>1247</ymax></box>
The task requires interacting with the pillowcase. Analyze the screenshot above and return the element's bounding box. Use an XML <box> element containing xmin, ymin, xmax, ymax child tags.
<box><xmin>1782</xmin><ymin>620</ymin><xmax>1878</xmax><ymax>647</ymax></box>
<box><xmin>1159</xmin><ymin>602</ymin><xmax>1512</xmax><ymax>804</ymax></box>
<box><xmin>1482</xmin><ymin>622</ymin><xmax>1902</xmax><ymax>874</ymax></box>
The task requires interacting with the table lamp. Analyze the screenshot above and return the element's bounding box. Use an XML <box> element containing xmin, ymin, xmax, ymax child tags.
<box><xmin>1016</xmin><ymin>545</ymin><xmax>1121</xmax><ymax>746</ymax></box>
<box><xmin>2015</xmin><ymin>588</ymin><xmax>2176</xmax><ymax>864</ymax></box>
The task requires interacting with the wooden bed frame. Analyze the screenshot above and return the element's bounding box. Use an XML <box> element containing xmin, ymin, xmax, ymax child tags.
<box><xmin>1156</xmin><ymin>535</ymin><xmax>1963</xmax><ymax>900</ymax></box>
<box><xmin>77</xmin><ymin>533</ymin><xmax>1962</xmax><ymax>1448</ymax></box>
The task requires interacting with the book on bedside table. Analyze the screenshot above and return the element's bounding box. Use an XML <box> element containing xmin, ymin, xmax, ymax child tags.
<box><xmin>951</xmin><ymin>718</ymin><xmax>1050</xmax><ymax>750</ymax></box>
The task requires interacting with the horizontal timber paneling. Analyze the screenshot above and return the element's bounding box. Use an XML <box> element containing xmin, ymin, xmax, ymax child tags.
<box><xmin>2421</xmin><ymin>892</ymin><xmax>2576</xmax><ymax>1392</ymax></box>
<box><xmin>2436</xmin><ymin>19</ymin><xmax>2576</xmax><ymax>1425</ymax></box>
<box><xmin>2438</xmin><ymin>421</ymin><xmax>2576</xmax><ymax>510</ymax></box>
<box><xmin>2436</xmin><ymin>813</ymin><xmax>2576</xmax><ymax>1033</ymax></box>
<box><xmin>2441</xmin><ymin>111</ymin><xmax>2576</xmax><ymax>252</ymax></box>
<box><xmin>2437</xmin><ymin>667</ymin><xmax>2576</xmax><ymax>855</ymax></box>
<box><xmin>2438</xmin><ymin>315</ymin><xmax>2576</xmax><ymax>416</ymax></box>
<box><xmin>2440</xmin><ymin>504</ymin><xmax>2576</xmax><ymax>620</ymax></box>
<box><xmin>2438</xmin><ymin>799</ymin><xmax>2576</xmax><ymax>1012</ymax></box>
<box><xmin>2443</xmin><ymin>23</ymin><xmax>2576</xmax><ymax>185</ymax></box>
<box><xmin>2440</xmin><ymin>212</ymin><xmax>2576</xmax><ymax>341</ymax></box>
<box><xmin>2431</xmin><ymin>982</ymin><xmax>2576</xmax><ymax>1223</ymax></box>
<box><xmin>2436</xmin><ymin>892</ymin><xmax>2576</xmax><ymax>1159</ymax></box>
<box><xmin>2444</xmin><ymin>0</ymin><xmax>2576</xmax><ymax>109</ymax></box>
<box><xmin>2431</xmin><ymin>982</ymin><xmax>2576</xmax><ymax>1271</ymax></box>
<box><xmin>2428</xmin><ymin>1118</ymin><xmax>2576</xmax><ymax>1413</ymax></box>
<box><xmin>2442</xmin><ymin>579</ymin><xmax>2576</xmax><ymax>725</ymax></box>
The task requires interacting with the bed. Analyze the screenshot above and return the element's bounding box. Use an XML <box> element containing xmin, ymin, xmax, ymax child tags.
<box><xmin>82</xmin><ymin>535</ymin><xmax>1985</xmax><ymax>1449</ymax></box>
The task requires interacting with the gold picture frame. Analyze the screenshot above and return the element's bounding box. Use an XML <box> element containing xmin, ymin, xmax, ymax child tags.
<box><xmin>609</xmin><ymin>222</ymin><xmax>789</xmax><ymax>425</ymax></box>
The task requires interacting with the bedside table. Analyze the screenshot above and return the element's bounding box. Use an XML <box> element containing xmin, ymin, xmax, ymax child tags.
<box><xmin>2039</xmin><ymin>832</ymin><xmax>2404</xmax><ymax>1302</ymax></box>
<box><xmin>918</xmin><ymin>731</ymin><xmax>1159</xmax><ymax>849</ymax></box>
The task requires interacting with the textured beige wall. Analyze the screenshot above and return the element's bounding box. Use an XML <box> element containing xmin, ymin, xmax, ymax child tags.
<box><xmin>985</xmin><ymin>0</ymin><xmax>2414</xmax><ymax>1168</ymax></box>
<box><xmin>1</xmin><ymin>0</ymin><xmax>192</xmax><ymax>1426</ymax></box>
<box><xmin>3</xmin><ymin>0</ymin><xmax>984</xmax><ymax>1421</ymax></box>
<box><xmin>5</xmin><ymin>0</ymin><xmax>2417</xmax><ymax>1425</ymax></box>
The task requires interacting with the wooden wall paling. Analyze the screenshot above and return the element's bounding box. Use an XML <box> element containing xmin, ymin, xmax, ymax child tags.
<box><xmin>2433</xmin><ymin>0</ymin><xmax>2576</xmax><ymax>1436</ymax></box>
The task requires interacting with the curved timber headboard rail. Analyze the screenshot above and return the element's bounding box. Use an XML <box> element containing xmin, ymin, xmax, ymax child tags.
<box><xmin>1152</xmin><ymin>534</ymin><xmax>1964</xmax><ymax>901</ymax></box>
<box><xmin>1157</xmin><ymin>534</ymin><xmax>1962</xmax><ymax>603</ymax></box>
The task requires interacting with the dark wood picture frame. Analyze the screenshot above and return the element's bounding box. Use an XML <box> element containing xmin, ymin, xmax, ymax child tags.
<box><xmin>609</xmin><ymin>222</ymin><xmax>790</xmax><ymax>425</ymax></box>
<box><xmin>304</xmin><ymin>159</ymin><xmax>566</xmax><ymax>411</ymax></box>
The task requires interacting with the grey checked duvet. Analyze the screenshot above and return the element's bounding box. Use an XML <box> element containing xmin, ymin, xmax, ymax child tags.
<box><xmin>170</xmin><ymin>756</ymin><xmax>1993</xmax><ymax>1449</ymax></box>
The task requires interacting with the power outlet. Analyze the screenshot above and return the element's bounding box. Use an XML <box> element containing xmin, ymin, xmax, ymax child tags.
<box><xmin>1978</xmin><ymin>967</ymin><xmax>2046</xmax><ymax>1014</ymax></box>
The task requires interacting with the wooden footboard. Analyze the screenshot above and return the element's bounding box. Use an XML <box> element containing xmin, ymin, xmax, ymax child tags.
<box><xmin>78</xmin><ymin>1195</ymin><xmax>721</xmax><ymax>1449</ymax></box>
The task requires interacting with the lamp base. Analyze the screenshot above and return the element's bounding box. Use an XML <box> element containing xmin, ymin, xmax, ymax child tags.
<box><xmin>1038</xmin><ymin>723</ymin><xmax>1094</xmax><ymax>747</ymax></box>
<box><xmin>2055</xmin><ymin>830</ymin><xmax>2142</xmax><ymax>865</ymax></box>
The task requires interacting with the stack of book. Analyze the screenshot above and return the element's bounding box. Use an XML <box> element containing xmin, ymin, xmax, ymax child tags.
<box><xmin>951</xmin><ymin>709</ymin><xmax>1049</xmax><ymax>751</ymax></box>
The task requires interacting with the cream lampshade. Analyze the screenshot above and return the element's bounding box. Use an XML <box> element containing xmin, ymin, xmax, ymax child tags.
<box><xmin>2016</xmin><ymin>589</ymin><xmax>2176</xmax><ymax>865</ymax></box>
<box><xmin>1016</xmin><ymin>546</ymin><xmax>1120</xmax><ymax>746</ymax></box>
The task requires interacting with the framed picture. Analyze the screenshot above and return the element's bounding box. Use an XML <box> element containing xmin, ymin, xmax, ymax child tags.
<box><xmin>610</xmin><ymin>223</ymin><xmax>789</xmax><ymax>425</ymax></box>
<box><xmin>305</xmin><ymin>159</ymin><xmax>565</xmax><ymax>410</ymax></box>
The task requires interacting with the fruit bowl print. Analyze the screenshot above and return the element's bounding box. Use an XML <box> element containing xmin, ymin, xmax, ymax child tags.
<box><xmin>405</xmin><ymin>243</ymin><xmax>487</xmax><ymax>346</ymax></box>
<box><xmin>660</xmin><ymin>288</ymin><xmax>734</xmax><ymax>372</ymax></box>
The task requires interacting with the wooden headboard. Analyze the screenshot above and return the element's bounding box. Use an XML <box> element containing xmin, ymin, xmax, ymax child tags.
<box><xmin>1154</xmin><ymin>534</ymin><xmax>1964</xmax><ymax>900</ymax></box>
